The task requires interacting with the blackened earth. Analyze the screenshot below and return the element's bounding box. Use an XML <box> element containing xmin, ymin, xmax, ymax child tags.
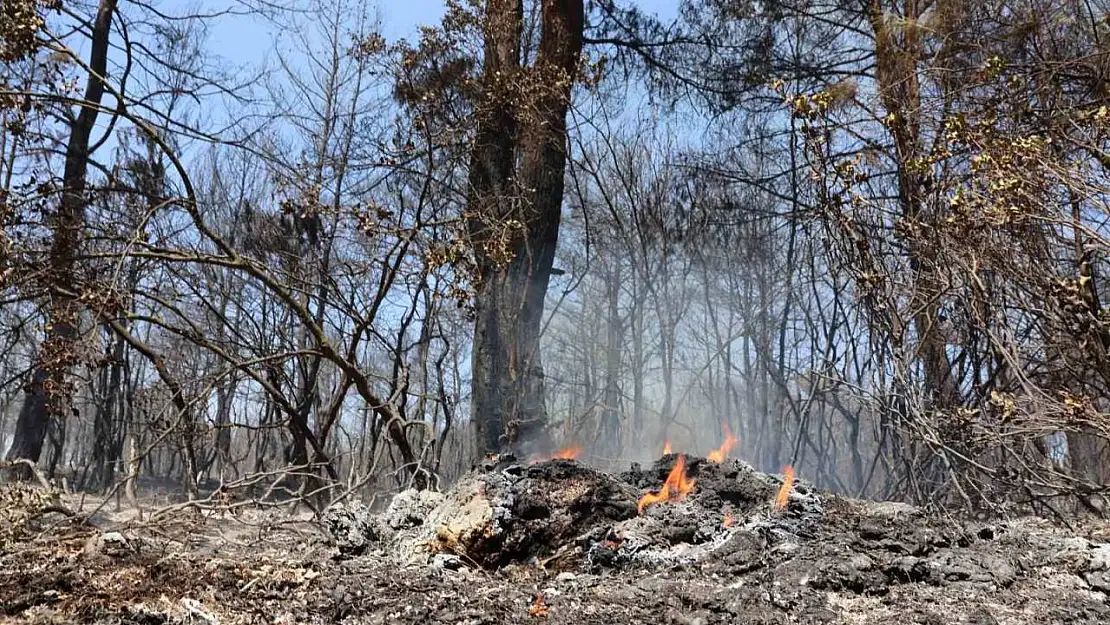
<box><xmin>2</xmin><ymin>457</ymin><xmax>1108</xmax><ymax>624</ymax></box>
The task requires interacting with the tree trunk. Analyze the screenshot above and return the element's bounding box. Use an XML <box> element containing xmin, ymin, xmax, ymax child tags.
<box><xmin>600</xmin><ymin>263</ymin><xmax>623</xmax><ymax>455</ymax></box>
<box><xmin>867</xmin><ymin>0</ymin><xmax>960</xmax><ymax>411</ymax></box>
<box><xmin>6</xmin><ymin>0</ymin><xmax>118</xmax><ymax>474</ymax></box>
<box><xmin>468</xmin><ymin>0</ymin><xmax>584</xmax><ymax>457</ymax></box>
<box><xmin>89</xmin><ymin>329</ymin><xmax>127</xmax><ymax>491</ymax></box>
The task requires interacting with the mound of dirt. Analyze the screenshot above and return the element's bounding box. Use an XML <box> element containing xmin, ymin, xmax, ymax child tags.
<box><xmin>325</xmin><ymin>457</ymin><xmax>641</xmax><ymax>568</ymax></box>
<box><xmin>321</xmin><ymin>453</ymin><xmax>1110</xmax><ymax>622</ymax></box>
<box><xmin>326</xmin><ymin>454</ymin><xmax>820</xmax><ymax>570</ymax></box>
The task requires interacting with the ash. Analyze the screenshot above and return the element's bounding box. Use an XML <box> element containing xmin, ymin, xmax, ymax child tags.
<box><xmin>5</xmin><ymin>458</ymin><xmax>1110</xmax><ymax>624</ymax></box>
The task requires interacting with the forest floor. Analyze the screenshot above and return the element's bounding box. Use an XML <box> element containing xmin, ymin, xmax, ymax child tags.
<box><xmin>2</xmin><ymin>456</ymin><xmax>1109</xmax><ymax>625</ymax></box>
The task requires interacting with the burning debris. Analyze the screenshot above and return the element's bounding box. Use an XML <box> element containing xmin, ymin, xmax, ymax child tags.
<box><xmin>705</xmin><ymin>424</ymin><xmax>739</xmax><ymax>463</ymax></box>
<box><xmin>314</xmin><ymin>451</ymin><xmax>1110</xmax><ymax>623</ymax></box>
<box><xmin>775</xmin><ymin>465</ymin><xmax>796</xmax><ymax>512</ymax></box>
<box><xmin>528</xmin><ymin>592</ymin><xmax>549</xmax><ymax>618</ymax></box>
<box><xmin>326</xmin><ymin>451</ymin><xmax>824</xmax><ymax>572</ymax></box>
<box><xmin>551</xmin><ymin>446</ymin><xmax>582</xmax><ymax>460</ymax></box>
<box><xmin>3</xmin><ymin>455</ymin><xmax>1110</xmax><ymax>625</ymax></box>
<box><xmin>636</xmin><ymin>453</ymin><xmax>696</xmax><ymax>513</ymax></box>
<box><xmin>526</xmin><ymin>445</ymin><xmax>584</xmax><ymax>464</ymax></box>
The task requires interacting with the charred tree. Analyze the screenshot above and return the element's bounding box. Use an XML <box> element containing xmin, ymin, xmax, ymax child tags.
<box><xmin>6</xmin><ymin>0</ymin><xmax>118</xmax><ymax>474</ymax></box>
<box><xmin>468</xmin><ymin>0</ymin><xmax>584</xmax><ymax>456</ymax></box>
<box><xmin>600</xmin><ymin>262</ymin><xmax>623</xmax><ymax>455</ymax></box>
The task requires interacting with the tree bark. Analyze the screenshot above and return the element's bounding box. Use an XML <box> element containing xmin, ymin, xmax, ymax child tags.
<box><xmin>6</xmin><ymin>0</ymin><xmax>118</xmax><ymax>473</ymax></box>
<box><xmin>468</xmin><ymin>0</ymin><xmax>584</xmax><ymax>456</ymax></box>
<box><xmin>600</xmin><ymin>263</ymin><xmax>623</xmax><ymax>454</ymax></box>
<box><xmin>89</xmin><ymin>328</ymin><xmax>127</xmax><ymax>491</ymax></box>
<box><xmin>866</xmin><ymin>0</ymin><xmax>960</xmax><ymax>411</ymax></box>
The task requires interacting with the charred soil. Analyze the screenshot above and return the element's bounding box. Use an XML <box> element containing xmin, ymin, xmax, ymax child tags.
<box><xmin>2</xmin><ymin>457</ymin><xmax>1109</xmax><ymax>624</ymax></box>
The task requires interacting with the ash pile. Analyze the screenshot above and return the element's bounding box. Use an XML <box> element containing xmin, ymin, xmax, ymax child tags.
<box><xmin>323</xmin><ymin>453</ymin><xmax>821</xmax><ymax>571</ymax></box>
<box><xmin>323</xmin><ymin>453</ymin><xmax>1110</xmax><ymax>611</ymax></box>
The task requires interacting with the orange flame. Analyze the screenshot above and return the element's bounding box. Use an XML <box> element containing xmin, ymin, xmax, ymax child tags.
<box><xmin>706</xmin><ymin>424</ymin><xmax>739</xmax><ymax>463</ymax></box>
<box><xmin>774</xmin><ymin>465</ymin><xmax>796</xmax><ymax>511</ymax></box>
<box><xmin>663</xmin><ymin>440</ymin><xmax>673</xmax><ymax>455</ymax></box>
<box><xmin>528</xmin><ymin>593</ymin><xmax>549</xmax><ymax>619</ymax></box>
<box><xmin>723</xmin><ymin>512</ymin><xmax>735</xmax><ymax>528</ymax></box>
<box><xmin>552</xmin><ymin>445</ymin><xmax>582</xmax><ymax>460</ymax></box>
<box><xmin>637</xmin><ymin>454</ymin><xmax>697</xmax><ymax>514</ymax></box>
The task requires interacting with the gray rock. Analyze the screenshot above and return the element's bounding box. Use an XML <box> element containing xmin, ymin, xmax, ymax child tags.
<box><xmin>382</xmin><ymin>489</ymin><xmax>446</xmax><ymax>531</ymax></box>
<box><xmin>1087</xmin><ymin>544</ymin><xmax>1110</xmax><ymax>571</ymax></box>
<box><xmin>1085</xmin><ymin>571</ymin><xmax>1110</xmax><ymax>594</ymax></box>
<box><xmin>556</xmin><ymin>572</ymin><xmax>578</xmax><ymax>582</ymax></box>
<box><xmin>322</xmin><ymin>500</ymin><xmax>378</xmax><ymax>555</ymax></box>
<box><xmin>848</xmin><ymin>553</ymin><xmax>875</xmax><ymax>571</ymax></box>
<box><xmin>430</xmin><ymin>553</ymin><xmax>463</xmax><ymax>570</ymax></box>
<box><xmin>82</xmin><ymin>531</ymin><xmax>133</xmax><ymax>558</ymax></box>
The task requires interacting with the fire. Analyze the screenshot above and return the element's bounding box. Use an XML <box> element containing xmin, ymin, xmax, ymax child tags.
<box><xmin>663</xmin><ymin>440</ymin><xmax>673</xmax><ymax>455</ymax></box>
<box><xmin>774</xmin><ymin>465</ymin><xmax>796</xmax><ymax>512</ymax></box>
<box><xmin>706</xmin><ymin>424</ymin><xmax>738</xmax><ymax>463</ymax></box>
<box><xmin>723</xmin><ymin>512</ymin><xmax>735</xmax><ymax>528</ymax></box>
<box><xmin>528</xmin><ymin>593</ymin><xmax>549</xmax><ymax>619</ymax></box>
<box><xmin>637</xmin><ymin>454</ymin><xmax>697</xmax><ymax>514</ymax></box>
<box><xmin>552</xmin><ymin>445</ymin><xmax>582</xmax><ymax>460</ymax></box>
<box><xmin>529</xmin><ymin>445</ymin><xmax>583</xmax><ymax>463</ymax></box>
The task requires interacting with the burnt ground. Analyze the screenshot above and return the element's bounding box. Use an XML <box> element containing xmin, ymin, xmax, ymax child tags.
<box><xmin>2</xmin><ymin>457</ymin><xmax>1109</xmax><ymax>624</ymax></box>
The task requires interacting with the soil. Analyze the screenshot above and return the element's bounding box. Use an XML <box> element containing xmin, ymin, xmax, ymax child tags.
<box><xmin>2</xmin><ymin>456</ymin><xmax>1109</xmax><ymax>624</ymax></box>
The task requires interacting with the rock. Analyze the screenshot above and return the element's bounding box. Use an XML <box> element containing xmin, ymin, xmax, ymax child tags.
<box><xmin>179</xmin><ymin>597</ymin><xmax>219</xmax><ymax>624</ymax></box>
<box><xmin>556</xmin><ymin>572</ymin><xmax>578</xmax><ymax>582</ymax></box>
<box><xmin>322</xmin><ymin>500</ymin><xmax>377</xmax><ymax>556</ymax></box>
<box><xmin>1049</xmin><ymin>537</ymin><xmax>1092</xmax><ymax>570</ymax></box>
<box><xmin>924</xmin><ymin>550</ymin><xmax>1011</xmax><ymax>585</ymax></box>
<box><xmin>1086</xmin><ymin>571</ymin><xmax>1110</xmax><ymax>594</ymax></box>
<box><xmin>1087</xmin><ymin>544</ymin><xmax>1110</xmax><ymax>571</ymax></box>
<box><xmin>848</xmin><ymin>553</ymin><xmax>875</xmax><ymax>571</ymax></box>
<box><xmin>382</xmin><ymin>489</ymin><xmax>446</xmax><ymax>532</ymax></box>
<box><xmin>430</xmin><ymin>553</ymin><xmax>462</xmax><ymax>570</ymax></box>
<box><xmin>82</xmin><ymin>531</ymin><xmax>133</xmax><ymax>558</ymax></box>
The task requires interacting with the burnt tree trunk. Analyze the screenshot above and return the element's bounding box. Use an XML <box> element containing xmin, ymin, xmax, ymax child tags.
<box><xmin>600</xmin><ymin>262</ymin><xmax>623</xmax><ymax>455</ymax></box>
<box><xmin>6</xmin><ymin>0</ymin><xmax>118</xmax><ymax>473</ymax></box>
<box><xmin>88</xmin><ymin>328</ymin><xmax>128</xmax><ymax>491</ymax></box>
<box><xmin>468</xmin><ymin>0</ymin><xmax>584</xmax><ymax>456</ymax></box>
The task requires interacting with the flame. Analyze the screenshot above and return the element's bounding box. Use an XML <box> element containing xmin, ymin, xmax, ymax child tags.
<box><xmin>663</xmin><ymin>440</ymin><xmax>673</xmax><ymax>455</ymax></box>
<box><xmin>706</xmin><ymin>424</ymin><xmax>739</xmax><ymax>463</ymax></box>
<box><xmin>552</xmin><ymin>445</ymin><xmax>582</xmax><ymax>460</ymax></box>
<box><xmin>774</xmin><ymin>465</ymin><xmax>796</xmax><ymax>511</ymax></box>
<box><xmin>637</xmin><ymin>454</ymin><xmax>697</xmax><ymax>514</ymax></box>
<box><xmin>529</xmin><ymin>445</ymin><xmax>582</xmax><ymax>463</ymax></box>
<box><xmin>528</xmin><ymin>593</ymin><xmax>549</xmax><ymax>619</ymax></box>
<box><xmin>723</xmin><ymin>512</ymin><xmax>735</xmax><ymax>528</ymax></box>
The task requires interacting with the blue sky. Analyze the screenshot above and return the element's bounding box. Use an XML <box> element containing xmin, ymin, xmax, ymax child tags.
<box><xmin>208</xmin><ymin>1</ymin><xmax>679</xmax><ymax>69</ymax></box>
<box><xmin>380</xmin><ymin>0</ymin><xmax>679</xmax><ymax>39</ymax></box>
